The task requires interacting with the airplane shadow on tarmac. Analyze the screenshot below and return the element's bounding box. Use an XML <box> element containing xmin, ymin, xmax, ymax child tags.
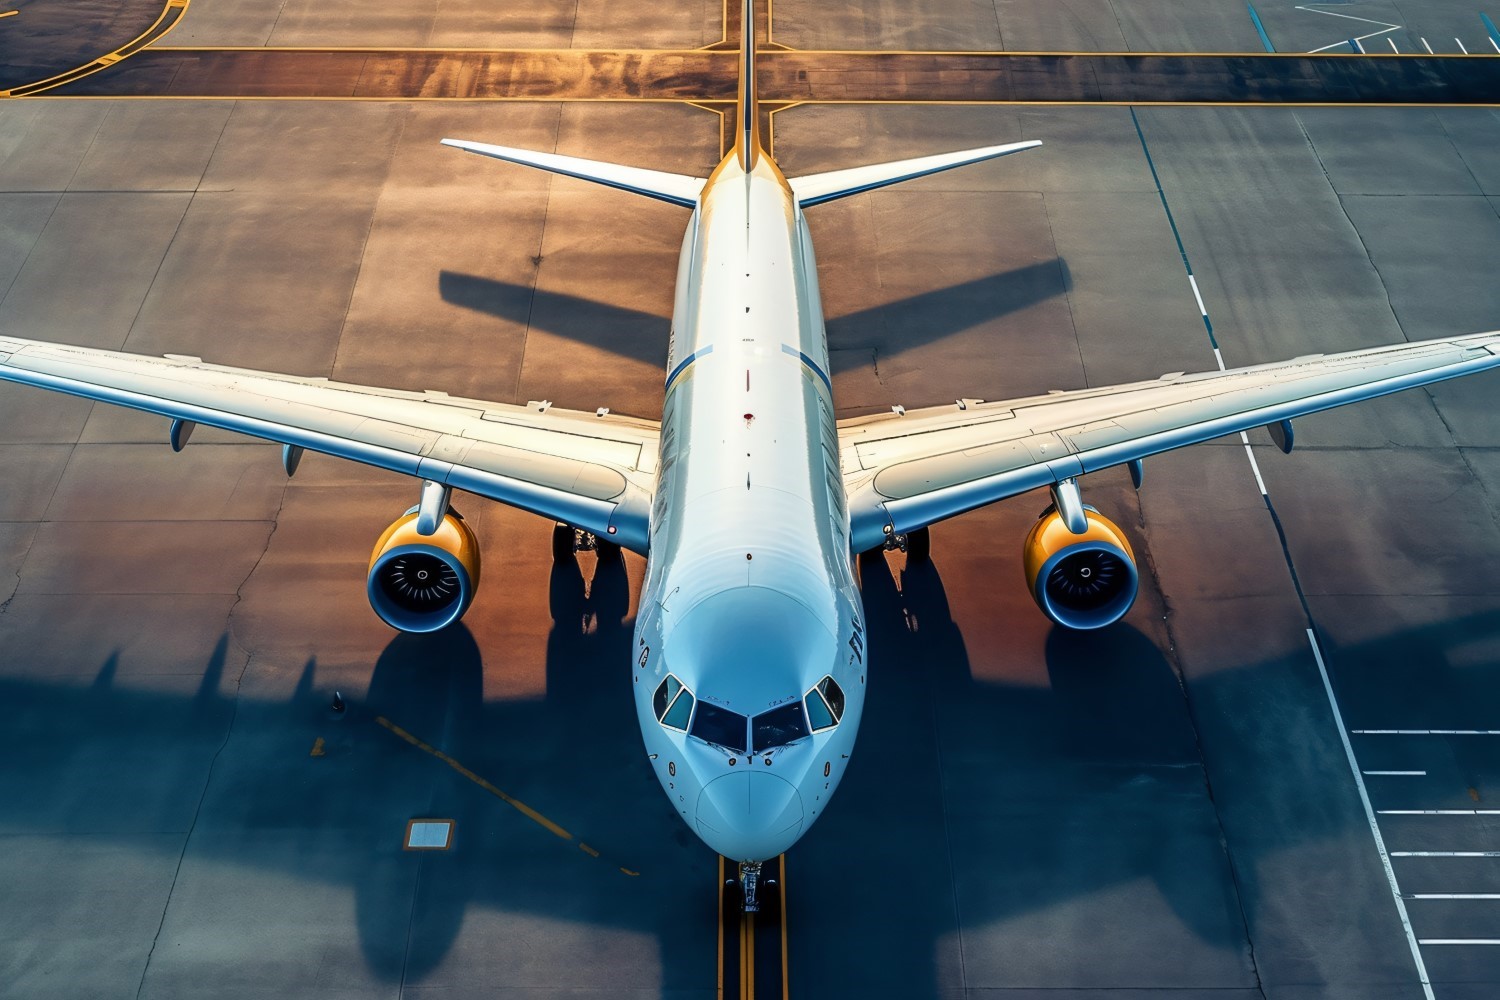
<box><xmin>349</xmin><ymin>549</ymin><xmax>713</xmax><ymax>990</ymax></box>
<box><xmin>789</xmin><ymin>552</ymin><xmax>1274</xmax><ymax>996</ymax></box>
<box><xmin>438</xmin><ymin>260</ymin><xmax>1066</xmax><ymax>377</ymax></box>
<box><xmin>12</xmin><ymin>552</ymin><xmax>1500</xmax><ymax>995</ymax></box>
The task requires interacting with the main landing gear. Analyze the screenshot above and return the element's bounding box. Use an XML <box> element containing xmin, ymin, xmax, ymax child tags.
<box><xmin>881</xmin><ymin>525</ymin><xmax>930</xmax><ymax>562</ymax></box>
<box><xmin>551</xmin><ymin>522</ymin><xmax>622</xmax><ymax>561</ymax></box>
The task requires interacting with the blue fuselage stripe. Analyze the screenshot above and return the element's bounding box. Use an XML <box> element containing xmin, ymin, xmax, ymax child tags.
<box><xmin>781</xmin><ymin>343</ymin><xmax>832</xmax><ymax>393</ymax></box>
<box><xmin>666</xmin><ymin>344</ymin><xmax>714</xmax><ymax>390</ymax></box>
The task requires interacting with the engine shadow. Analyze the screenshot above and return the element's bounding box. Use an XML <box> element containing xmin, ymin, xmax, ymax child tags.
<box><xmin>348</xmin><ymin>550</ymin><xmax>710</xmax><ymax>992</ymax></box>
<box><xmin>791</xmin><ymin>551</ymin><xmax>1252</xmax><ymax>996</ymax></box>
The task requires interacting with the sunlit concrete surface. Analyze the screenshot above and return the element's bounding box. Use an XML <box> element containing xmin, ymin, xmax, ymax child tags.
<box><xmin>4</xmin><ymin>1</ymin><xmax>1500</xmax><ymax>998</ymax></box>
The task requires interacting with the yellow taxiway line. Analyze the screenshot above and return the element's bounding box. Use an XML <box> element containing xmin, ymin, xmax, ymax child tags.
<box><xmin>376</xmin><ymin>714</ymin><xmax>639</xmax><ymax>877</ymax></box>
<box><xmin>2</xmin><ymin>0</ymin><xmax>189</xmax><ymax>97</ymax></box>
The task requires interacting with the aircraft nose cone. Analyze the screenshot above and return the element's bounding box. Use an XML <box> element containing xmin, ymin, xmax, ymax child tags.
<box><xmin>696</xmin><ymin>770</ymin><xmax>804</xmax><ymax>860</ymax></box>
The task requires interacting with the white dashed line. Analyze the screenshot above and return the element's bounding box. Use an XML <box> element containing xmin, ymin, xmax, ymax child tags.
<box><xmin>1354</xmin><ymin>730</ymin><xmax>1500</xmax><ymax>736</ymax></box>
<box><xmin>1392</xmin><ymin>851</ymin><xmax>1500</xmax><ymax>858</ymax></box>
<box><xmin>1188</xmin><ymin>273</ymin><xmax>1209</xmax><ymax>318</ymax></box>
<box><xmin>1307</xmin><ymin>629</ymin><xmax>1435</xmax><ymax>999</ymax></box>
<box><xmin>1410</xmin><ymin>894</ymin><xmax>1500</xmax><ymax>899</ymax></box>
<box><xmin>1379</xmin><ymin>810</ymin><xmax>1500</xmax><ymax>816</ymax></box>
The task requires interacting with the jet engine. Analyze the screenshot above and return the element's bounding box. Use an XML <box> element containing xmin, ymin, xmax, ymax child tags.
<box><xmin>367</xmin><ymin>507</ymin><xmax>482</xmax><ymax>633</ymax></box>
<box><xmin>1022</xmin><ymin>504</ymin><xmax>1138</xmax><ymax>630</ymax></box>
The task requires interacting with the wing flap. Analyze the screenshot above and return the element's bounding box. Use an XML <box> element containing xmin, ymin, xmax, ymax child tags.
<box><xmin>841</xmin><ymin>331</ymin><xmax>1500</xmax><ymax>551</ymax></box>
<box><xmin>0</xmin><ymin>337</ymin><xmax>657</xmax><ymax>552</ymax></box>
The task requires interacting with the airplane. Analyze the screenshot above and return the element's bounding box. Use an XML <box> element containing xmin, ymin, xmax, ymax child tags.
<box><xmin>2</xmin><ymin>0</ymin><xmax>1499</xmax><ymax>914</ymax></box>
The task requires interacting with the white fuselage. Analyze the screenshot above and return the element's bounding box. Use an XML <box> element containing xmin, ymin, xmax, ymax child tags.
<box><xmin>631</xmin><ymin>150</ymin><xmax>866</xmax><ymax>863</ymax></box>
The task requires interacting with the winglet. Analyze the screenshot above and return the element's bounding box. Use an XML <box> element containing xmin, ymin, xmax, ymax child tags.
<box><xmin>734</xmin><ymin>0</ymin><xmax>761</xmax><ymax>171</ymax></box>
<box><xmin>789</xmin><ymin>139</ymin><xmax>1042</xmax><ymax>208</ymax></box>
<box><xmin>440</xmin><ymin>139</ymin><xmax>706</xmax><ymax>208</ymax></box>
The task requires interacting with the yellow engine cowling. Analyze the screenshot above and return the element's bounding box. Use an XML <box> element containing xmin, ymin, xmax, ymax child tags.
<box><xmin>1022</xmin><ymin>505</ymin><xmax>1138</xmax><ymax>630</ymax></box>
<box><xmin>367</xmin><ymin>508</ymin><xmax>482</xmax><ymax>633</ymax></box>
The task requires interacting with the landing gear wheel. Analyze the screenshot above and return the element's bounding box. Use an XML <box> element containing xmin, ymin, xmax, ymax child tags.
<box><xmin>903</xmin><ymin>526</ymin><xmax>931</xmax><ymax>563</ymax></box>
<box><xmin>737</xmin><ymin>860</ymin><xmax>764</xmax><ymax>914</ymax></box>
<box><xmin>551</xmin><ymin>523</ymin><xmax>577</xmax><ymax>561</ymax></box>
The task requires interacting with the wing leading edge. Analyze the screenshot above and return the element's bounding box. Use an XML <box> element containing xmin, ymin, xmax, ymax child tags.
<box><xmin>839</xmin><ymin>331</ymin><xmax>1500</xmax><ymax>553</ymax></box>
<box><xmin>0</xmin><ymin>337</ymin><xmax>658</xmax><ymax>554</ymax></box>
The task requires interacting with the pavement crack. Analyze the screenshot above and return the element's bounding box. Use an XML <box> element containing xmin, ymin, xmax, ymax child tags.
<box><xmin>224</xmin><ymin>475</ymin><xmax>292</xmax><ymax>663</ymax></box>
<box><xmin>132</xmin><ymin>654</ymin><xmax>247</xmax><ymax>1000</ymax></box>
<box><xmin>1139</xmin><ymin>533</ymin><xmax>1269</xmax><ymax>998</ymax></box>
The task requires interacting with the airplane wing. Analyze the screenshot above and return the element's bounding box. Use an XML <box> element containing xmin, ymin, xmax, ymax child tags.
<box><xmin>0</xmin><ymin>336</ymin><xmax>658</xmax><ymax>554</ymax></box>
<box><xmin>839</xmin><ymin>330</ymin><xmax>1500</xmax><ymax>553</ymax></box>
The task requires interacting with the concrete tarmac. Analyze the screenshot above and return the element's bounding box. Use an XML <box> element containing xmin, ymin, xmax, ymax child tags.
<box><xmin>3</xmin><ymin>3</ymin><xmax>1500</xmax><ymax>1000</ymax></box>
<box><xmin>41</xmin><ymin>49</ymin><xmax>1500</xmax><ymax>104</ymax></box>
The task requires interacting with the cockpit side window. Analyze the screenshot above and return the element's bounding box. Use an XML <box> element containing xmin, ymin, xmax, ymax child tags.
<box><xmin>662</xmin><ymin>690</ymin><xmax>694</xmax><ymax>731</ymax></box>
<box><xmin>653</xmin><ymin>676</ymin><xmax>682</xmax><ymax>719</ymax></box>
<box><xmin>752</xmin><ymin>701</ymin><xmax>810</xmax><ymax>752</ymax></box>
<box><xmin>805</xmin><ymin>675</ymin><xmax>846</xmax><ymax>732</ymax></box>
<box><xmin>654</xmin><ymin>675</ymin><xmax>693</xmax><ymax>732</ymax></box>
<box><xmin>819</xmin><ymin>676</ymin><xmax>846</xmax><ymax>720</ymax></box>
<box><xmin>690</xmin><ymin>702</ymin><xmax>748</xmax><ymax>753</ymax></box>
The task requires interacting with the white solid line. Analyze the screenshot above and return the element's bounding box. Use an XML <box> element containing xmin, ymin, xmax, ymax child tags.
<box><xmin>1379</xmin><ymin>809</ymin><xmax>1500</xmax><ymax>815</ymax></box>
<box><xmin>1295</xmin><ymin>5</ymin><xmax>1400</xmax><ymax>29</ymax></box>
<box><xmin>1306</xmin><ymin>629</ymin><xmax>1435</xmax><ymax>999</ymax></box>
<box><xmin>1457</xmin><ymin>37</ymin><xmax>1469</xmax><ymax>53</ymax></box>
<box><xmin>1364</xmin><ymin>770</ymin><xmax>1428</xmax><ymax>776</ymax></box>
<box><xmin>1391</xmin><ymin>851</ymin><xmax>1500</xmax><ymax>857</ymax></box>
<box><xmin>1410</xmin><ymin>893</ymin><xmax>1500</xmax><ymax>899</ymax></box>
<box><xmin>1421</xmin><ymin>37</ymin><xmax>1433</xmax><ymax>53</ymax></box>
<box><xmin>1310</xmin><ymin>27</ymin><xmax>1400</xmax><ymax>53</ymax></box>
<box><xmin>1353</xmin><ymin>730</ymin><xmax>1500</xmax><ymax>735</ymax></box>
<box><xmin>1211</xmin><ymin>347</ymin><xmax>1226</xmax><ymax>371</ymax></box>
<box><xmin>1187</xmin><ymin>273</ymin><xmax>1209</xmax><ymax>317</ymax></box>
<box><xmin>1419</xmin><ymin>939</ymin><xmax>1500</xmax><ymax>945</ymax></box>
<box><xmin>1388</xmin><ymin>38</ymin><xmax>1400</xmax><ymax>53</ymax></box>
<box><xmin>1491</xmin><ymin>37</ymin><xmax>1500</xmax><ymax>54</ymax></box>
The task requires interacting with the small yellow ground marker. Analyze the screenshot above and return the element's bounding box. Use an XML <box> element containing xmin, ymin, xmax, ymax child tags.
<box><xmin>309</xmin><ymin>737</ymin><xmax>326</xmax><ymax>757</ymax></box>
<box><xmin>0</xmin><ymin>10</ymin><xmax>20</xmax><ymax>17</ymax></box>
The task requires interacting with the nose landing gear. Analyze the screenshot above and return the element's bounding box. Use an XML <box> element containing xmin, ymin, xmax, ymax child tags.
<box><xmin>726</xmin><ymin>859</ymin><xmax>778</xmax><ymax>914</ymax></box>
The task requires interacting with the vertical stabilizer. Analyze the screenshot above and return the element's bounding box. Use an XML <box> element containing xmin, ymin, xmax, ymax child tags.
<box><xmin>734</xmin><ymin>0</ymin><xmax>761</xmax><ymax>170</ymax></box>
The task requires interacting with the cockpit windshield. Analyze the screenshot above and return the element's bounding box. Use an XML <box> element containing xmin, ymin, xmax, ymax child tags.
<box><xmin>752</xmin><ymin>702</ymin><xmax>810</xmax><ymax>752</ymax></box>
<box><xmin>690</xmin><ymin>701</ymin><xmax>748</xmax><ymax>753</ymax></box>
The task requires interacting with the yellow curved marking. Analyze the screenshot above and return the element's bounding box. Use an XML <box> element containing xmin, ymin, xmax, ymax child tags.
<box><xmin>2</xmin><ymin>0</ymin><xmax>190</xmax><ymax>97</ymax></box>
<box><xmin>0</xmin><ymin>9</ymin><xmax>20</xmax><ymax>17</ymax></box>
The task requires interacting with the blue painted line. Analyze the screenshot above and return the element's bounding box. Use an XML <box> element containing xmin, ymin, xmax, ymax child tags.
<box><xmin>1348</xmin><ymin>37</ymin><xmax>1364</xmax><ymax>53</ymax></box>
<box><xmin>1247</xmin><ymin>3</ymin><xmax>1276</xmax><ymax>52</ymax></box>
<box><xmin>1482</xmin><ymin>13</ymin><xmax>1500</xmax><ymax>49</ymax></box>
<box><xmin>781</xmin><ymin>343</ymin><xmax>833</xmax><ymax>393</ymax></box>
<box><xmin>1128</xmin><ymin>108</ymin><xmax>1217</xmax><ymax>349</ymax></box>
<box><xmin>665</xmin><ymin>343</ymin><xmax>713</xmax><ymax>389</ymax></box>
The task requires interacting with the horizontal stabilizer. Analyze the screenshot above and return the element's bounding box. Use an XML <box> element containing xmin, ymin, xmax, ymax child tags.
<box><xmin>442</xmin><ymin>139</ymin><xmax>706</xmax><ymax>208</ymax></box>
<box><xmin>790</xmin><ymin>139</ymin><xmax>1042</xmax><ymax>208</ymax></box>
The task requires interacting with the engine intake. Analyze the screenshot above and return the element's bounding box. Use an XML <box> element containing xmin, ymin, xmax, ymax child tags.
<box><xmin>367</xmin><ymin>507</ymin><xmax>481</xmax><ymax>633</ymax></box>
<box><xmin>1023</xmin><ymin>504</ymin><xmax>1137</xmax><ymax>630</ymax></box>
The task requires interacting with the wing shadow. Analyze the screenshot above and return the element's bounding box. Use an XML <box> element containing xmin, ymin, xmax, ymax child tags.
<box><xmin>439</xmin><ymin>259</ymin><xmax>1068</xmax><ymax>376</ymax></box>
